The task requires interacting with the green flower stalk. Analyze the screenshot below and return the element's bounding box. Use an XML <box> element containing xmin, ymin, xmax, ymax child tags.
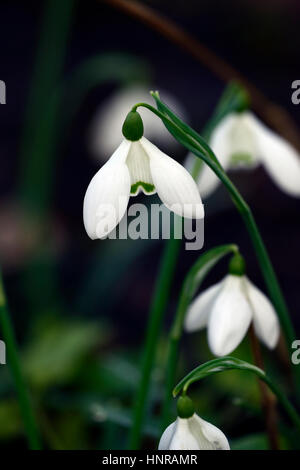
<box><xmin>128</xmin><ymin>85</ymin><xmax>251</xmax><ymax>449</ymax></box>
<box><xmin>129</xmin><ymin>90</ymin><xmax>299</xmax><ymax>447</ymax></box>
<box><xmin>0</xmin><ymin>270</ymin><xmax>41</xmax><ymax>449</ymax></box>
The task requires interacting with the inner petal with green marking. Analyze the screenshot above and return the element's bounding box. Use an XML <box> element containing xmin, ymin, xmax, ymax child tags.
<box><xmin>126</xmin><ymin>141</ymin><xmax>156</xmax><ymax>196</ymax></box>
<box><xmin>230</xmin><ymin>152</ymin><xmax>256</xmax><ymax>168</ymax></box>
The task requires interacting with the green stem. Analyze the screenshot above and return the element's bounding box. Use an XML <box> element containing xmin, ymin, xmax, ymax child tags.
<box><xmin>18</xmin><ymin>0</ymin><xmax>75</xmax><ymax>315</ymax></box>
<box><xmin>134</xmin><ymin>101</ymin><xmax>300</xmax><ymax>434</ymax></box>
<box><xmin>135</xmin><ymin>102</ymin><xmax>297</xmax><ymax>357</ymax></box>
<box><xmin>19</xmin><ymin>0</ymin><xmax>75</xmax><ymax>216</ymax></box>
<box><xmin>128</xmin><ymin>87</ymin><xmax>258</xmax><ymax>447</ymax></box>
<box><xmin>0</xmin><ymin>271</ymin><xmax>41</xmax><ymax>449</ymax></box>
<box><xmin>128</xmin><ymin>233</ymin><xmax>182</xmax><ymax>449</ymax></box>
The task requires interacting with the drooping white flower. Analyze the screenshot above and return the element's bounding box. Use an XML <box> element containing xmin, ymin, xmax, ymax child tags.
<box><xmin>159</xmin><ymin>414</ymin><xmax>230</xmax><ymax>450</ymax></box>
<box><xmin>186</xmin><ymin>111</ymin><xmax>300</xmax><ymax>198</ymax></box>
<box><xmin>89</xmin><ymin>85</ymin><xmax>186</xmax><ymax>160</ymax></box>
<box><xmin>83</xmin><ymin>110</ymin><xmax>204</xmax><ymax>239</ymax></box>
<box><xmin>185</xmin><ymin>270</ymin><xmax>280</xmax><ymax>357</ymax></box>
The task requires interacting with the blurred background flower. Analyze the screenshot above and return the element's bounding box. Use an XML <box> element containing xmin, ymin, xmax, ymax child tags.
<box><xmin>89</xmin><ymin>85</ymin><xmax>186</xmax><ymax>160</ymax></box>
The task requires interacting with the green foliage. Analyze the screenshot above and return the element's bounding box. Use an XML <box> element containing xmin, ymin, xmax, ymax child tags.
<box><xmin>0</xmin><ymin>400</ymin><xmax>21</xmax><ymax>439</ymax></box>
<box><xmin>23</xmin><ymin>316</ymin><xmax>105</xmax><ymax>390</ymax></box>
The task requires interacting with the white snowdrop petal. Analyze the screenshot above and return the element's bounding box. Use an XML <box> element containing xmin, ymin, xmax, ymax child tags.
<box><xmin>158</xmin><ymin>421</ymin><xmax>177</xmax><ymax>450</ymax></box>
<box><xmin>168</xmin><ymin>419</ymin><xmax>200</xmax><ymax>450</ymax></box>
<box><xmin>210</xmin><ymin>114</ymin><xmax>238</xmax><ymax>163</ymax></box>
<box><xmin>140</xmin><ymin>137</ymin><xmax>204</xmax><ymax>219</ymax></box>
<box><xmin>246</xmin><ymin>112</ymin><xmax>300</xmax><ymax>197</ymax></box>
<box><xmin>198</xmin><ymin>114</ymin><xmax>237</xmax><ymax>198</ymax></box>
<box><xmin>208</xmin><ymin>275</ymin><xmax>252</xmax><ymax>356</ymax></box>
<box><xmin>245</xmin><ymin>277</ymin><xmax>280</xmax><ymax>349</ymax></box>
<box><xmin>196</xmin><ymin>163</ymin><xmax>224</xmax><ymax>199</ymax></box>
<box><xmin>83</xmin><ymin>141</ymin><xmax>131</xmax><ymax>239</ymax></box>
<box><xmin>191</xmin><ymin>414</ymin><xmax>230</xmax><ymax>450</ymax></box>
<box><xmin>184</xmin><ymin>281</ymin><xmax>223</xmax><ymax>332</ymax></box>
<box><xmin>184</xmin><ymin>152</ymin><xmax>220</xmax><ymax>199</ymax></box>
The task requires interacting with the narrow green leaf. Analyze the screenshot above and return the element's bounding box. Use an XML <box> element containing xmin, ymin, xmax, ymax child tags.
<box><xmin>173</xmin><ymin>357</ymin><xmax>265</xmax><ymax>397</ymax></box>
<box><xmin>173</xmin><ymin>357</ymin><xmax>300</xmax><ymax>434</ymax></box>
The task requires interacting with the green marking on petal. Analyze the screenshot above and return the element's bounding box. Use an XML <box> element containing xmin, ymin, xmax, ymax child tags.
<box><xmin>131</xmin><ymin>181</ymin><xmax>155</xmax><ymax>195</ymax></box>
<box><xmin>230</xmin><ymin>152</ymin><xmax>254</xmax><ymax>167</ymax></box>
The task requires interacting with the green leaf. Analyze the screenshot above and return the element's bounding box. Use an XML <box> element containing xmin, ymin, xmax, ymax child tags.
<box><xmin>151</xmin><ymin>90</ymin><xmax>210</xmax><ymax>156</ymax></box>
<box><xmin>173</xmin><ymin>357</ymin><xmax>265</xmax><ymax>396</ymax></box>
<box><xmin>173</xmin><ymin>357</ymin><xmax>300</xmax><ymax>436</ymax></box>
<box><xmin>183</xmin><ymin>244</ymin><xmax>237</xmax><ymax>304</ymax></box>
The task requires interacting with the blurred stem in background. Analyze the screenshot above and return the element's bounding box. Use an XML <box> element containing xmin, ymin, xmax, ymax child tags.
<box><xmin>248</xmin><ymin>324</ymin><xmax>279</xmax><ymax>450</ymax></box>
<box><xmin>104</xmin><ymin>0</ymin><xmax>300</xmax><ymax>152</ymax></box>
<box><xmin>128</xmin><ymin>84</ymin><xmax>247</xmax><ymax>449</ymax></box>
<box><xmin>19</xmin><ymin>0</ymin><xmax>75</xmax><ymax>217</ymax></box>
<box><xmin>128</xmin><ymin>233</ymin><xmax>182</xmax><ymax>449</ymax></box>
<box><xmin>0</xmin><ymin>270</ymin><xmax>41</xmax><ymax>449</ymax></box>
<box><xmin>18</xmin><ymin>0</ymin><xmax>75</xmax><ymax>313</ymax></box>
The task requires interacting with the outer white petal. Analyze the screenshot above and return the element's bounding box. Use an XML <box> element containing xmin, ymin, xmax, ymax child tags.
<box><xmin>191</xmin><ymin>414</ymin><xmax>230</xmax><ymax>450</ymax></box>
<box><xmin>194</xmin><ymin>114</ymin><xmax>238</xmax><ymax>198</ymax></box>
<box><xmin>140</xmin><ymin>137</ymin><xmax>204</xmax><ymax>219</ymax></box>
<box><xmin>245</xmin><ymin>277</ymin><xmax>280</xmax><ymax>349</ymax></box>
<box><xmin>208</xmin><ymin>275</ymin><xmax>252</xmax><ymax>356</ymax></box>
<box><xmin>83</xmin><ymin>140</ymin><xmax>131</xmax><ymax>239</ymax></box>
<box><xmin>210</xmin><ymin>114</ymin><xmax>238</xmax><ymax>162</ymax></box>
<box><xmin>184</xmin><ymin>281</ymin><xmax>223</xmax><ymax>332</ymax></box>
<box><xmin>158</xmin><ymin>421</ymin><xmax>177</xmax><ymax>450</ymax></box>
<box><xmin>89</xmin><ymin>85</ymin><xmax>186</xmax><ymax>159</ymax></box>
<box><xmin>168</xmin><ymin>418</ymin><xmax>200</xmax><ymax>450</ymax></box>
<box><xmin>245</xmin><ymin>112</ymin><xmax>300</xmax><ymax>197</ymax></box>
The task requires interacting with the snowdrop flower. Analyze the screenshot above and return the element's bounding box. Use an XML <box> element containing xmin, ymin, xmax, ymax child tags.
<box><xmin>89</xmin><ymin>85</ymin><xmax>186</xmax><ymax>159</ymax></box>
<box><xmin>186</xmin><ymin>111</ymin><xmax>300</xmax><ymax>198</ymax></box>
<box><xmin>185</xmin><ymin>253</ymin><xmax>280</xmax><ymax>356</ymax></box>
<box><xmin>84</xmin><ymin>110</ymin><xmax>204</xmax><ymax>239</ymax></box>
<box><xmin>159</xmin><ymin>396</ymin><xmax>230</xmax><ymax>450</ymax></box>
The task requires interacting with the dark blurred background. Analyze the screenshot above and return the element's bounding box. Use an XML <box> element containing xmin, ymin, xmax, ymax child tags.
<box><xmin>0</xmin><ymin>0</ymin><xmax>299</xmax><ymax>450</ymax></box>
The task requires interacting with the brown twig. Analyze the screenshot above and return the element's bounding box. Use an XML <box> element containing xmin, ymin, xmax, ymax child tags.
<box><xmin>249</xmin><ymin>324</ymin><xmax>280</xmax><ymax>450</ymax></box>
<box><xmin>103</xmin><ymin>0</ymin><xmax>300</xmax><ymax>152</ymax></box>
